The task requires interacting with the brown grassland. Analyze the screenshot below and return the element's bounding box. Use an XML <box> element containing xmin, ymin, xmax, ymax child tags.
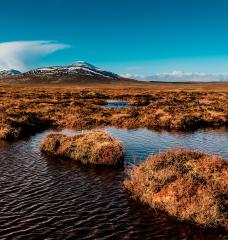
<box><xmin>0</xmin><ymin>81</ymin><xmax>227</xmax><ymax>230</ymax></box>
<box><xmin>0</xmin><ymin>82</ymin><xmax>228</xmax><ymax>140</ymax></box>
<box><xmin>124</xmin><ymin>148</ymin><xmax>228</xmax><ymax>229</ymax></box>
<box><xmin>41</xmin><ymin>131</ymin><xmax>124</xmax><ymax>165</ymax></box>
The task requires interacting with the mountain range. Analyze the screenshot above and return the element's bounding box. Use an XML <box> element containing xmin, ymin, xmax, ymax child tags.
<box><xmin>0</xmin><ymin>61</ymin><xmax>129</xmax><ymax>84</ymax></box>
<box><xmin>1</xmin><ymin>63</ymin><xmax>228</xmax><ymax>83</ymax></box>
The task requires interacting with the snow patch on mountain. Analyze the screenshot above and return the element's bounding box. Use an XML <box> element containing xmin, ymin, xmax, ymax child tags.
<box><xmin>25</xmin><ymin>61</ymin><xmax>119</xmax><ymax>79</ymax></box>
<box><xmin>0</xmin><ymin>69</ymin><xmax>21</xmax><ymax>78</ymax></box>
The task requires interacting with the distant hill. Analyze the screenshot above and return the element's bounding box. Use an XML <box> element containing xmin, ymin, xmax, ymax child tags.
<box><xmin>0</xmin><ymin>69</ymin><xmax>21</xmax><ymax>78</ymax></box>
<box><xmin>0</xmin><ymin>62</ymin><xmax>136</xmax><ymax>84</ymax></box>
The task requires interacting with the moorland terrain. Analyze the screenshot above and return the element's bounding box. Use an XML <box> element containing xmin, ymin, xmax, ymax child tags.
<box><xmin>0</xmin><ymin>81</ymin><xmax>227</xmax><ymax>140</ymax></box>
<box><xmin>0</xmin><ymin>80</ymin><xmax>227</xmax><ymax>232</ymax></box>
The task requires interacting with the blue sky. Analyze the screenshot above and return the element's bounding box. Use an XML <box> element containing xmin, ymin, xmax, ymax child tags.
<box><xmin>1</xmin><ymin>0</ymin><xmax>228</xmax><ymax>75</ymax></box>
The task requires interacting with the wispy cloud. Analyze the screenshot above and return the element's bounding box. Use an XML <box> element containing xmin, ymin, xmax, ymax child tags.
<box><xmin>121</xmin><ymin>73</ymin><xmax>146</xmax><ymax>80</ymax></box>
<box><xmin>0</xmin><ymin>41</ymin><xmax>70</xmax><ymax>71</ymax></box>
<box><xmin>122</xmin><ymin>71</ymin><xmax>228</xmax><ymax>82</ymax></box>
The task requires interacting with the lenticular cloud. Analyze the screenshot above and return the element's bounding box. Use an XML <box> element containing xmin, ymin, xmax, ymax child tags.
<box><xmin>0</xmin><ymin>41</ymin><xmax>70</xmax><ymax>71</ymax></box>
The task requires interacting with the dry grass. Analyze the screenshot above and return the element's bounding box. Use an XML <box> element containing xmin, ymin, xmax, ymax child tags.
<box><xmin>0</xmin><ymin>83</ymin><xmax>227</xmax><ymax>140</ymax></box>
<box><xmin>41</xmin><ymin>131</ymin><xmax>124</xmax><ymax>165</ymax></box>
<box><xmin>0</xmin><ymin>112</ymin><xmax>52</xmax><ymax>140</ymax></box>
<box><xmin>124</xmin><ymin>149</ymin><xmax>228</xmax><ymax>229</ymax></box>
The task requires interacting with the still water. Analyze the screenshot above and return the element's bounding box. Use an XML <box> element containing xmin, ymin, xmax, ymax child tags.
<box><xmin>103</xmin><ymin>100</ymin><xmax>131</xmax><ymax>108</ymax></box>
<box><xmin>0</xmin><ymin>127</ymin><xmax>227</xmax><ymax>239</ymax></box>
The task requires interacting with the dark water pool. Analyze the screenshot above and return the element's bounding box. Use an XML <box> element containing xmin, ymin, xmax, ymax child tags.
<box><xmin>62</xmin><ymin>127</ymin><xmax>228</xmax><ymax>164</ymax></box>
<box><xmin>0</xmin><ymin>127</ymin><xmax>227</xmax><ymax>239</ymax></box>
<box><xmin>103</xmin><ymin>100</ymin><xmax>131</xmax><ymax>108</ymax></box>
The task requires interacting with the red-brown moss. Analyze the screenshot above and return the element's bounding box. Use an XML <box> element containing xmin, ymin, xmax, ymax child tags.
<box><xmin>41</xmin><ymin>131</ymin><xmax>124</xmax><ymax>166</ymax></box>
<box><xmin>124</xmin><ymin>149</ymin><xmax>228</xmax><ymax>229</ymax></box>
<box><xmin>0</xmin><ymin>113</ymin><xmax>52</xmax><ymax>140</ymax></box>
<box><xmin>0</xmin><ymin>84</ymin><xmax>228</xmax><ymax>140</ymax></box>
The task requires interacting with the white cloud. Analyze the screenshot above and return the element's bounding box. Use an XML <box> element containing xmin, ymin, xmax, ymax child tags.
<box><xmin>0</xmin><ymin>41</ymin><xmax>70</xmax><ymax>71</ymax></box>
<box><xmin>122</xmin><ymin>71</ymin><xmax>228</xmax><ymax>82</ymax></box>
<box><xmin>121</xmin><ymin>73</ymin><xmax>146</xmax><ymax>80</ymax></box>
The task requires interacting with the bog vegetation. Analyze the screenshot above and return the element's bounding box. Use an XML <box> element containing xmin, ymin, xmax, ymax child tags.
<box><xmin>0</xmin><ymin>83</ymin><xmax>227</xmax><ymax>140</ymax></box>
<box><xmin>0</xmin><ymin>83</ymin><xmax>227</xmax><ymax>230</ymax></box>
<box><xmin>41</xmin><ymin>131</ymin><xmax>124</xmax><ymax>166</ymax></box>
<box><xmin>124</xmin><ymin>149</ymin><xmax>228</xmax><ymax>229</ymax></box>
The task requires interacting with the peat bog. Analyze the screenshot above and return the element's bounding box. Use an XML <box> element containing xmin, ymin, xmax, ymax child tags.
<box><xmin>0</xmin><ymin>127</ymin><xmax>227</xmax><ymax>239</ymax></box>
<box><xmin>0</xmin><ymin>83</ymin><xmax>227</xmax><ymax>239</ymax></box>
<box><xmin>0</xmin><ymin>83</ymin><xmax>228</xmax><ymax>141</ymax></box>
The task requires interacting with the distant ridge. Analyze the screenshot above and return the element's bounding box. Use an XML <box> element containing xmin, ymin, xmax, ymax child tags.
<box><xmin>0</xmin><ymin>69</ymin><xmax>21</xmax><ymax>78</ymax></box>
<box><xmin>0</xmin><ymin>61</ymin><xmax>136</xmax><ymax>84</ymax></box>
<box><xmin>23</xmin><ymin>61</ymin><xmax>120</xmax><ymax>79</ymax></box>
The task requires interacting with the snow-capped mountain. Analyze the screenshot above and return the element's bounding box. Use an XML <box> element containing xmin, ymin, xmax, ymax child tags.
<box><xmin>0</xmin><ymin>62</ymin><xmax>127</xmax><ymax>84</ymax></box>
<box><xmin>124</xmin><ymin>71</ymin><xmax>228</xmax><ymax>82</ymax></box>
<box><xmin>24</xmin><ymin>61</ymin><xmax>119</xmax><ymax>79</ymax></box>
<box><xmin>0</xmin><ymin>69</ymin><xmax>21</xmax><ymax>78</ymax></box>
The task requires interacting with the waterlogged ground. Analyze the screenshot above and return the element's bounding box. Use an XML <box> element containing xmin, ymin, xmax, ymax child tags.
<box><xmin>1</xmin><ymin>85</ymin><xmax>228</xmax><ymax>139</ymax></box>
<box><xmin>103</xmin><ymin>100</ymin><xmax>131</xmax><ymax>108</ymax></box>
<box><xmin>62</xmin><ymin>127</ymin><xmax>228</xmax><ymax>164</ymax></box>
<box><xmin>0</xmin><ymin>127</ymin><xmax>227</xmax><ymax>239</ymax></box>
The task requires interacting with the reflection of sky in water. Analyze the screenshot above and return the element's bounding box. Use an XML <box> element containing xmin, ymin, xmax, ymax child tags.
<box><xmin>103</xmin><ymin>100</ymin><xmax>130</xmax><ymax>109</ymax></box>
<box><xmin>60</xmin><ymin>127</ymin><xmax>228</xmax><ymax>165</ymax></box>
<box><xmin>0</xmin><ymin>127</ymin><xmax>226</xmax><ymax>239</ymax></box>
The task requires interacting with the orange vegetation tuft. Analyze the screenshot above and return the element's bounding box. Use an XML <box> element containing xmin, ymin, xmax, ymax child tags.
<box><xmin>41</xmin><ymin>131</ymin><xmax>124</xmax><ymax>166</ymax></box>
<box><xmin>124</xmin><ymin>149</ymin><xmax>228</xmax><ymax>229</ymax></box>
<box><xmin>0</xmin><ymin>112</ymin><xmax>52</xmax><ymax>140</ymax></box>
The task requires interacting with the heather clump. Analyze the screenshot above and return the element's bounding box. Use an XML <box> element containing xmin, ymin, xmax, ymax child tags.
<box><xmin>124</xmin><ymin>149</ymin><xmax>228</xmax><ymax>229</ymax></box>
<box><xmin>41</xmin><ymin>131</ymin><xmax>124</xmax><ymax>166</ymax></box>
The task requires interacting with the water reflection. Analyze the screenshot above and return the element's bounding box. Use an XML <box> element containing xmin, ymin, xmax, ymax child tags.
<box><xmin>60</xmin><ymin>127</ymin><xmax>228</xmax><ymax>164</ymax></box>
<box><xmin>0</xmin><ymin>127</ymin><xmax>227</xmax><ymax>239</ymax></box>
<box><xmin>103</xmin><ymin>100</ymin><xmax>131</xmax><ymax>108</ymax></box>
